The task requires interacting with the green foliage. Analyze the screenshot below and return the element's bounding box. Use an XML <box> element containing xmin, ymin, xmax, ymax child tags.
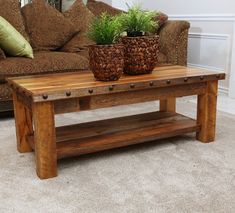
<box><xmin>118</xmin><ymin>5</ymin><xmax>159</xmax><ymax>37</ymax></box>
<box><xmin>88</xmin><ymin>13</ymin><xmax>122</xmax><ymax>45</ymax></box>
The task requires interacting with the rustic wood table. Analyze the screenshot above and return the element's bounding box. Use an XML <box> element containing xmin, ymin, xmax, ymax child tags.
<box><xmin>8</xmin><ymin>65</ymin><xmax>225</xmax><ymax>179</ymax></box>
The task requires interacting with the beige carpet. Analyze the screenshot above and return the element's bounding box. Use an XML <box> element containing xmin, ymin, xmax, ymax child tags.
<box><xmin>0</xmin><ymin>100</ymin><xmax>235</xmax><ymax>213</ymax></box>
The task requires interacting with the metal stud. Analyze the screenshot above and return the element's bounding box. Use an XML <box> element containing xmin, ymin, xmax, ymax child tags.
<box><xmin>216</xmin><ymin>74</ymin><xmax>220</xmax><ymax>79</ymax></box>
<box><xmin>200</xmin><ymin>76</ymin><xmax>204</xmax><ymax>80</ymax></box>
<box><xmin>184</xmin><ymin>77</ymin><xmax>188</xmax><ymax>82</ymax></box>
<box><xmin>89</xmin><ymin>89</ymin><xmax>93</xmax><ymax>94</ymax></box>
<box><xmin>109</xmin><ymin>85</ymin><xmax>114</xmax><ymax>91</ymax></box>
<box><xmin>167</xmin><ymin>80</ymin><xmax>171</xmax><ymax>84</ymax></box>
<box><xmin>66</xmin><ymin>91</ymin><xmax>71</xmax><ymax>97</ymax></box>
<box><xmin>130</xmin><ymin>84</ymin><xmax>135</xmax><ymax>89</ymax></box>
<box><xmin>42</xmin><ymin>94</ymin><xmax>48</xmax><ymax>100</ymax></box>
<box><xmin>149</xmin><ymin>81</ymin><xmax>154</xmax><ymax>86</ymax></box>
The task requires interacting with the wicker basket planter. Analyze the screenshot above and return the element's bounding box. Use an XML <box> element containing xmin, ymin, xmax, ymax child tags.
<box><xmin>120</xmin><ymin>35</ymin><xmax>159</xmax><ymax>75</ymax></box>
<box><xmin>89</xmin><ymin>44</ymin><xmax>124</xmax><ymax>81</ymax></box>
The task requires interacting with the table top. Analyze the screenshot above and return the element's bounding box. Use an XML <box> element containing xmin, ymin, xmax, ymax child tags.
<box><xmin>8</xmin><ymin>65</ymin><xmax>225</xmax><ymax>102</ymax></box>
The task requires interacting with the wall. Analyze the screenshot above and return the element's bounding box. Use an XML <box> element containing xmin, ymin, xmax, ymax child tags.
<box><xmin>112</xmin><ymin>0</ymin><xmax>235</xmax><ymax>97</ymax></box>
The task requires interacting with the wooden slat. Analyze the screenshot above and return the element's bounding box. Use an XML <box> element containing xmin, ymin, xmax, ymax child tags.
<box><xmin>55</xmin><ymin>112</ymin><xmax>199</xmax><ymax>158</ymax></box>
<box><xmin>27</xmin><ymin>112</ymin><xmax>200</xmax><ymax>159</ymax></box>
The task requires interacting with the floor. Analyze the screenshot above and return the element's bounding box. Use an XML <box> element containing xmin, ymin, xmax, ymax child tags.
<box><xmin>0</xmin><ymin>97</ymin><xmax>235</xmax><ymax>213</ymax></box>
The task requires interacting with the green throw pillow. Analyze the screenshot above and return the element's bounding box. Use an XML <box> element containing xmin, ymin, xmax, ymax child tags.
<box><xmin>0</xmin><ymin>16</ymin><xmax>33</xmax><ymax>58</ymax></box>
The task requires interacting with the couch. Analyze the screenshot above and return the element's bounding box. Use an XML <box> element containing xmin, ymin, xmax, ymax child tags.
<box><xmin>0</xmin><ymin>0</ymin><xmax>190</xmax><ymax>113</ymax></box>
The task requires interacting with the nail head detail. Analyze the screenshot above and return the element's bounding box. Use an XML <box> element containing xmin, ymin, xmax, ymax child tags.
<box><xmin>167</xmin><ymin>80</ymin><xmax>171</xmax><ymax>84</ymax></box>
<box><xmin>109</xmin><ymin>85</ymin><xmax>114</xmax><ymax>91</ymax></box>
<box><xmin>42</xmin><ymin>94</ymin><xmax>48</xmax><ymax>100</ymax></box>
<box><xmin>184</xmin><ymin>77</ymin><xmax>188</xmax><ymax>82</ymax></box>
<box><xmin>149</xmin><ymin>81</ymin><xmax>154</xmax><ymax>86</ymax></box>
<box><xmin>200</xmin><ymin>76</ymin><xmax>204</xmax><ymax>80</ymax></box>
<box><xmin>89</xmin><ymin>89</ymin><xmax>93</xmax><ymax>94</ymax></box>
<box><xmin>66</xmin><ymin>91</ymin><xmax>71</xmax><ymax>97</ymax></box>
<box><xmin>130</xmin><ymin>84</ymin><xmax>135</xmax><ymax>89</ymax></box>
<box><xmin>216</xmin><ymin>74</ymin><xmax>220</xmax><ymax>79</ymax></box>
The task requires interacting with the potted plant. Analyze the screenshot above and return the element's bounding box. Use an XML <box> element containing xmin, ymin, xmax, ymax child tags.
<box><xmin>88</xmin><ymin>13</ymin><xmax>124</xmax><ymax>81</ymax></box>
<box><xmin>119</xmin><ymin>6</ymin><xmax>160</xmax><ymax>75</ymax></box>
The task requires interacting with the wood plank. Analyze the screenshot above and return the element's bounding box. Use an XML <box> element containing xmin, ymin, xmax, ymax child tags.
<box><xmin>33</xmin><ymin>102</ymin><xmax>57</xmax><ymax>179</ymax></box>
<box><xmin>196</xmin><ymin>81</ymin><xmax>218</xmax><ymax>142</ymax></box>
<box><xmin>7</xmin><ymin>65</ymin><xmax>225</xmax><ymax>102</ymax></box>
<box><xmin>54</xmin><ymin>112</ymin><xmax>199</xmax><ymax>159</ymax></box>
<box><xmin>12</xmin><ymin>91</ymin><xmax>33</xmax><ymax>153</ymax></box>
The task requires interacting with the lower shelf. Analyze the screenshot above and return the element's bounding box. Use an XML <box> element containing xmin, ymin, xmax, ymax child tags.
<box><xmin>27</xmin><ymin>111</ymin><xmax>200</xmax><ymax>159</ymax></box>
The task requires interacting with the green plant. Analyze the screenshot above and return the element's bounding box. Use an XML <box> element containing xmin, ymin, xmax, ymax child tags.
<box><xmin>118</xmin><ymin>5</ymin><xmax>158</xmax><ymax>37</ymax></box>
<box><xmin>88</xmin><ymin>13</ymin><xmax>122</xmax><ymax>45</ymax></box>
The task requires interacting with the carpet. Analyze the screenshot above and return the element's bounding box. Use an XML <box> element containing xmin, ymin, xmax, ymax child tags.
<box><xmin>0</xmin><ymin>100</ymin><xmax>235</xmax><ymax>213</ymax></box>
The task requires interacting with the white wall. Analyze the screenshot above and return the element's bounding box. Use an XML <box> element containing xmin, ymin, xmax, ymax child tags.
<box><xmin>112</xmin><ymin>0</ymin><xmax>235</xmax><ymax>97</ymax></box>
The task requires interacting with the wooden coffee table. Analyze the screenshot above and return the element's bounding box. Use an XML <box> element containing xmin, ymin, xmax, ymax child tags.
<box><xmin>8</xmin><ymin>65</ymin><xmax>225</xmax><ymax>179</ymax></box>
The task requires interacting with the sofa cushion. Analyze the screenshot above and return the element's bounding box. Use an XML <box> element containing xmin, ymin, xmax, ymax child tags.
<box><xmin>21</xmin><ymin>0</ymin><xmax>77</xmax><ymax>51</ymax></box>
<box><xmin>0</xmin><ymin>0</ymin><xmax>29</xmax><ymax>41</ymax></box>
<box><xmin>0</xmin><ymin>47</ymin><xmax>6</xmax><ymax>61</ymax></box>
<box><xmin>61</xmin><ymin>0</ymin><xmax>95</xmax><ymax>53</ymax></box>
<box><xmin>0</xmin><ymin>51</ymin><xmax>89</xmax><ymax>82</ymax></box>
<box><xmin>87</xmin><ymin>0</ymin><xmax>124</xmax><ymax>16</ymax></box>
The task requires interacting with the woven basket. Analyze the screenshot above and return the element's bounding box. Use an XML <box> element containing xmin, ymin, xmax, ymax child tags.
<box><xmin>88</xmin><ymin>44</ymin><xmax>124</xmax><ymax>81</ymax></box>
<box><xmin>120</xmin><ymin>35</ymin><xmax>159</xmax><ymax>75</ymax></box>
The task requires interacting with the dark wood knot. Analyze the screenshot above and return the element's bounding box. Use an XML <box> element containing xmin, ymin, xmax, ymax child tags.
<box><xmin>42</xmin><ymin>94</ymin><xmax>48</xmax><ymax>100</ymax></box>
<box><xmin>149</xmin><ymin>81</ymin><xmax>154</xmax><ymax>86</ymax></box>
<box><xmin>109</xmin><ymin>85</ymin><xmax>114</xmax><ymax>91</ymax></box>
<box><xmin>130</xmin><ymin>84</ymin><xmax>135</xmax><ymax>89</ymax></box>
<box><xmin>184</xmin><ymin>77</ymin><xmax>188</xmax><ymax>82</ymax></box>
<box><xmin>166</xmin><ymin>80</ymin><xmax>171</xmax><ymax>84</ymax></box>
<box><xmin>66</xmin><ymin>91</ymin><xmax>71</xmax><ymax>97</ymax></box>
<box><xmin>200</xmin><ymin>76</ymin><xmax>204</xmax><ymax>80</ymax></box>
<box><xmin>88</xmin><ymin>89</ymin><xmax>93</xmax><ymax>94</ymax></box>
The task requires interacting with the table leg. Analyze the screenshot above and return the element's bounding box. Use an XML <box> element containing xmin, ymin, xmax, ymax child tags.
<box><xmin>160</xmin><ymin>98</ymin><xmax>176</xmax><ymax>112</ymax></box>
<box><xmin>196</xmin><ymin>81</ymin><xmax>218</xmax><ymax>143</ymax></box>
<box><xmin>12</xmin><ymin>91</ymin><xmax>33</xmax><ymax>153</ymax></box>
<box><xmin>33</xmin><ymin>102</ymin><xmax>57</xmax><ymax>179</ymax></box>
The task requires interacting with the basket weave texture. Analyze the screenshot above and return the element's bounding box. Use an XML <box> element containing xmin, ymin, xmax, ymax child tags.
<box><xmin>89</xmin><ymin>44</ymin><xmax>124</xmax><ymax>81</ymax></box>
<box><xmin>121</xmin><ymin>35</ymin><xmax>159</xmax><ymax>75</ymax></box>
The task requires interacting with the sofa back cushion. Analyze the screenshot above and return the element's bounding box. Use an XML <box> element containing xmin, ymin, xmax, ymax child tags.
<box><xmin>21</xmin><ymin>0</ymin><xmax>77</xmax><ymax>51</ymax></box>
<box><xmin>0</xmin><ymin>0</ymin><xmax>29</xmax><ymax>41</ymax></box>
<box><xmin>86</xmin><ymin>0</ymin><xmax>124</xmax><ymax>16</ymax></box>
<box><xmin>61</xmin><ymin>0</ymin><xmax>95</xmax><ymax>52</ymax></box>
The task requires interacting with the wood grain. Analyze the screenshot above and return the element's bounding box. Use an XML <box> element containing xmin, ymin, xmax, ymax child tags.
<box><xmin>160</xmin><ymin>98</ymin><xmax>176</xmax><ymax>112</ymax></box>
<box><xmin>196</xmin><ymin>81</ymin><xmax>218</xmax><ymax>142</ymax></box>
<box><xmin>33</xmin><ymin>102</ymin><xmax>57</xmax><ymax>179</ymax></box>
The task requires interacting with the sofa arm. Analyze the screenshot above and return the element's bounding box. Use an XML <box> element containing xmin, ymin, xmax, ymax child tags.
<box><xmin>158</xmin><ymin>20</ymin><xmax>190</xmax><ymax>66</ymax></box>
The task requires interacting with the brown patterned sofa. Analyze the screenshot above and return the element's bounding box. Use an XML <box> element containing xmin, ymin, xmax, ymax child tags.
<box><xmin>0</xmin><ymin>0</ymin><xmax>190</xmax><ymax>114</ymax></box>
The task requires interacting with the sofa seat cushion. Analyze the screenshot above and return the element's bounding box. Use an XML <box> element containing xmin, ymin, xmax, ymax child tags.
<box><xmin>0</xmin><ymin>0</ymin><xmax>30</xmax><ymax>41</ymax></box>
<box><xmin>0</xmin><ymin>51</ymin><xmax>89</xmax><ymax>82</ymax></box>
<box><xmin>21</xmin><ymin>0</ymin><xmax>77</xmax><ymax>51</ymax></box>
<box><xmin>0</xmin><ymin>47</ymin><xmax>6</xmax><ymax>61</ymax></box>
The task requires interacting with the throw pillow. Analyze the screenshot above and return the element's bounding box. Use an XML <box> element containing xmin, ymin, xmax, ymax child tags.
<box><xmin>0</xmin><ymin>16</ymin><xmax>34</xmax><ymax>58</ymax></box>
<box><xmin>86</xmin><ymin>0</ymin><xmax>124</xmax><ymax>16</ymax></box>
<box><xmin>61</xmin><ymin>0</ymin><xmax>95</xmax><ymax>52</ymax></box>
<box><xmin>21</xmin><ymin>0</ymin><xmax>77</xmax><ymax>51</ymax></box>
<box><xmin>0</xmin><ymin>47</ymin><xmax>6</xmax><ymax>61</ymax></box>
<box><xmin>0</xmin><ymin>0</ymin><xmax>30</xmax><ymax>41</ymax></box>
